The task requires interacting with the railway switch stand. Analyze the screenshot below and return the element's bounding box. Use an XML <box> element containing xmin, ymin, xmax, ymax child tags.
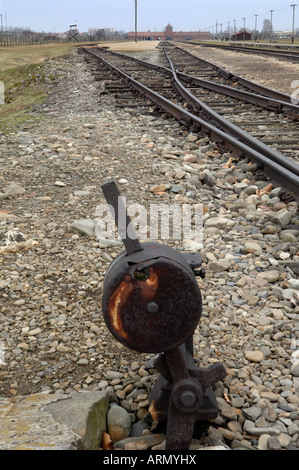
<box><xmin>101</xmin><ymin>180</ymin><xmax>227</xmax><ymax>450</ymax></box>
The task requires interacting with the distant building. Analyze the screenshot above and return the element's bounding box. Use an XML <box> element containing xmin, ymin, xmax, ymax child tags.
<box><xmin>127</xmin><ymin>23</ymin><xmax>210</xmax><ymax>41</ymax></box>
<box><xmin>275</xmin><ymin>30</ymin><xmax>292</xmax><ymax>38</ymax></box>
<box><xmin>231</xmin><ymin>30</ymin><xmax>252</xmax><ymax>41</ymax></box>
<box><xmin>88</xmin><ymin>27</ymin><xmax>116</xmax><ymax>33</ymax></box>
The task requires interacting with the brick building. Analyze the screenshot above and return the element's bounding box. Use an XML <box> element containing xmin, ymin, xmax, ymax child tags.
<box><xmin>128</xmin><ymin>23</ymin><xmax>210</xmax><ymax>41</ymax></box>
<box><xmin>231</xmin><ymin>30</ymin><xmax>252</xmax><ymax>41</ymax></box>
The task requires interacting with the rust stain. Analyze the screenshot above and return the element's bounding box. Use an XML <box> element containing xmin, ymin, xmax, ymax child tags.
<box><xmin>141</xmin><ymin>267</ymin><xmax>159</xmax><ymax>299</ymax></box>
<box><xmin>108</xmin><ymin>274</ymin><xmax>133</xmax><ymax>339</ymax></box>
<box><xmin>148</xmin><ymin>401</ymin><xmax>160</xmax><ymax>422</ymax></box>
<box><xmin>108</xmin><ymin>266</ymin><xmax>160</xmax><ymax>339</ymax></box>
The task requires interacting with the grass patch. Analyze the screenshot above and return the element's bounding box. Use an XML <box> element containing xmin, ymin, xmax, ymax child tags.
<box><xmin>0</xmin><ymin>42</ymin><xmax>77</xmax><ymax>72</ymax></box>
<box><xmin>0</xmin><ymin>43</ymin><xmax>78</xmax><ymax>133</ymax></box>
<box><xmin>0</xmin><ymin>62</ymin><xmax>52</xmax><ymax>133</ymax></box>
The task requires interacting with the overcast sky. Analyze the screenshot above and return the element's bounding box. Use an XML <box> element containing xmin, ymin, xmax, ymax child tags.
<box><xmin>0</xmin><ymin>1</ymin><xmax>297</xmax><ymax>33</ymax></box>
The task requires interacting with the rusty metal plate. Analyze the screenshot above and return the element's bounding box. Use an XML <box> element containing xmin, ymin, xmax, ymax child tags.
<box><xmin>102</xmin><ymin>257</ymin><xmax>202</xmax><ymax>353</ymax></box>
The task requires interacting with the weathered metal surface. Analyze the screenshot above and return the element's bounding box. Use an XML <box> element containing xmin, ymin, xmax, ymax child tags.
<box><xmin>101</xmin><ymin>179</ymin><xmax>143</xmax><ymax>256</ymax></box>
<box><xmin>149</xmin><ymin>345</ymin><xmax>227</xmax><ymax>450</ymax></box>
<box><xmin>102</xmin><ymin>250</ymin><xmax>202</xmax><ymax>353</ymax></box>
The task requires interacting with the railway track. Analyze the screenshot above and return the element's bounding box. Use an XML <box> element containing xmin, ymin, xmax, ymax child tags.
<box><xmin>163</xmin><ymin>44</ymin><xmax>299</xmax><ymax>159</ymax></box>
<box><xmin>162</xmin><ymin>43</ymin><xmax>295</xmax><ymax>105</ymax></box>
<box><xmin>79</xmin><ymin>44</ymin><xmax>299</xmax><ymax>200</ymax></box>
<box><xmin>184</xmin><ymin>42</ymin><xmax>299</xmax><ymax>63</ymax></box>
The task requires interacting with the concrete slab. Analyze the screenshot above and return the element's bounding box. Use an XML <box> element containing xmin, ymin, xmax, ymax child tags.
<box><xmin>0</xmin><ymin>391</ymin><xmax>109</xmax><ymax>450</ymax></box>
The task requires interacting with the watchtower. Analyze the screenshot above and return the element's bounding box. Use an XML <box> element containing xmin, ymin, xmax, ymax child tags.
<box><xmin>165</xmin><ymin>23</ymin><xmax>173</xmax><ymax>40</ymax></box>
<box><xmin>68</xmin><ymin>24</ymin><xmax>79</xmax><ymax>42</ymax></box>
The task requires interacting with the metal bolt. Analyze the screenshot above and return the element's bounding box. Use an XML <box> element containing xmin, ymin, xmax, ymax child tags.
<box><xmin>180</xmin><ymin>390</ymin><xmax>197</xmax><ymax>407</ymax></box>
<box><xmin>147</xmin><ymin>302</ymin><xmax>159</xmax><ymax>313</ymax></box>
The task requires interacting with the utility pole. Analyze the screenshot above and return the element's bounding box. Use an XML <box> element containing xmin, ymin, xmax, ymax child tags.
<box><xmin>291</xmin><ymin>4</ymin><xmax>297</xmax><ymax>43</ymax></box>
<box><xmin>270</xmin><ymin>9</ymin><xmax>274</xmax><ymax>42</ymax></box>
<box><xmin>255</xmin><ymin>14</ymin><xmax>258</xmax><ymax>41</ymax></box>
<box><xmin>234</xmin><ymin>19</ymin><xmax>236</xmax><ymax>36</ymax></box>
<box><xmin>242</xmin><ymin>17</ymin><xmax>246</xmax><ymax>40</ymax></box>
<box><xmin>134</xmin><ymin>0</ymin><xmax>137</xmax><ymax>43</ymax></box>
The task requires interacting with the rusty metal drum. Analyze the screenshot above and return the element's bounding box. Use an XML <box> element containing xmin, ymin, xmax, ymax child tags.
<box><xmin>102</xmin><ymin>242</ymin><xmax>202</xmax><ymax>353</ymax></box>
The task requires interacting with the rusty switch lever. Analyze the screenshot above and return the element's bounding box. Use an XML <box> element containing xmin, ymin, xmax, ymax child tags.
<box><xmin>101</xmin><ymin>179</ymin><xmax>143</xmax><ymax>256</ymax></box>
<box><xmin>100</xmin><ymin>180</ymin><xmax>227</xmax><ymax>450</ymax></box>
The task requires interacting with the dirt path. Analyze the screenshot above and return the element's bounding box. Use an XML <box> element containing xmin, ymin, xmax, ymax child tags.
<box><xmin>96</xmin><ymin>40</ymin><xmax>160</xmax><ymax>52</ymax></box>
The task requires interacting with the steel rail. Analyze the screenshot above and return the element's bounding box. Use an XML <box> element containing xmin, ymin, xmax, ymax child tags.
<box><xmin>87</xmin><ymin>46</ymin><xmax>170</xmax><ymax>75</ymax></box>
<box><xmin>164</xmin><ymin>51</ymin><xmax>299</xmax><ymax>178</ymax></box>
<box><xmin>198</xmin><ymin>43</ymin><xmax>299</xmax><ymax>61</ymax></box>
<box><xmin>176</xmin><ymin>71</ymin><xmax>299</xmax><ymax>119</ymax></box>
<box><xmin>170</xmin><ymin>44</ymin><xmax>293</xmax><ymax>103</ymax></box>
<box><xmin>81</xmin><ymin>47</ymin><xmax>299</xmax><ymax>199</ymax></box>
<box><xmin>91</xmin><ymin>46</ymin><xmax>299</xmax><ymax>118</ymax></box>
<box><xmin>229</xmin><ymin>46</ymin><xmax>299</xmax><ymax>59</ymax></box>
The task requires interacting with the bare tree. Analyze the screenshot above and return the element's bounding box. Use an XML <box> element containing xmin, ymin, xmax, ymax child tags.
<box><xmin>262</xmin><ymin>19</ymin><xmax>272</xmax><ymax>39</ymax></box>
